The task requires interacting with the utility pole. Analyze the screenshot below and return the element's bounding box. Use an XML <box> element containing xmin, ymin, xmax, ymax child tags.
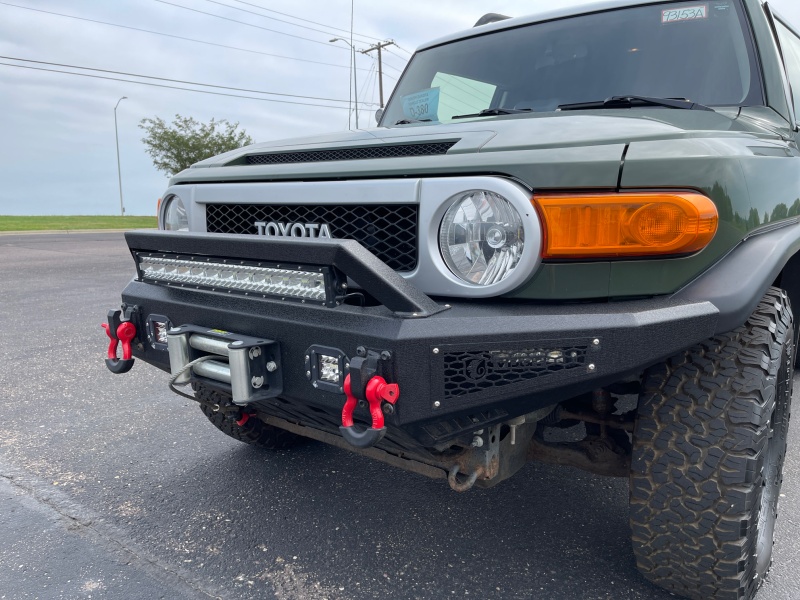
<box><xmin>114</xmin><ymin>96</ymin><xmax>127</xmax><ymax>217</ymax></box>
<box><xmin>330</xmin><ymin>37</ymin><xmax>360</xmax><ymax>129</ymax></box>
<box><xmin>361</xmin><ymin>40</ymin><xmax>395</xmax><ymax>108</ymax></box>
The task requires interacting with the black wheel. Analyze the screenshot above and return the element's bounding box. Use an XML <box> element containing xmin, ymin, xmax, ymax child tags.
<box><xmin>195</xmin><ymin>384</ymin><xmax>302</xmax><ymax>450</ymax></box>
<box><xmin>630</xmin><ymin>287</ymin><xmax>794</xmax><ymax>600</ymax></box>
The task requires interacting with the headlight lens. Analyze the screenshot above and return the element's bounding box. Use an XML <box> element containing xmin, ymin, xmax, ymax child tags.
<box><xmin>439</xmin><ymin>190</ymin><xmax>524</xmax><ymax>285</ymax></box>
<box><xmin>162</xmin><ymin>196</ymin><xmax>188</xmax><ymax>231</ymax></box>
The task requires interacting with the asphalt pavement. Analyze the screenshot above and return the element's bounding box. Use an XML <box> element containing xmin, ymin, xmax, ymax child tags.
<box><xmin>0</xmin><ymin>232</ymin><xmax>798</xmax><ymax>600</ymax></box>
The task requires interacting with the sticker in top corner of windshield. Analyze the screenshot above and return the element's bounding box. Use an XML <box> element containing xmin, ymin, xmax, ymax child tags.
<box><xmin>710</xmin><ymin>1</ymin><xmax>731</xmax><ymax>15</ymax></box>
<box><xmin>401</xmin><ymin>87</ymin><xmax>440</xmax><ymax>121</ymax></box>
<box><xmin>662</xmin><ymin>5</ymin><xmax>708</xmax><ymax>23</ymax></box>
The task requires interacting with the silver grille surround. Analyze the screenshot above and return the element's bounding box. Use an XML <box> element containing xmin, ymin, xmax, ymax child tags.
<box><xmin>160</xmin><ymin>176</ymin><xmax>543</xmax><ymax>298</ymax></box>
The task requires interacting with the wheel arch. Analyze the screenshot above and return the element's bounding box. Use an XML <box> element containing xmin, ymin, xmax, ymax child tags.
<box><xmin>772</xmin><ymin>249</ymin><xmax>800</xmax><ymax>364</ymax></box>
<box><xmin>773</xmin><ymin>249</ymin><xmax>800</xmax><ymax>316</ymax></box>
<box><xmin>673</xmin><ymin>221</ymin><xmax>800</xmax><ymax>334</ymax></box>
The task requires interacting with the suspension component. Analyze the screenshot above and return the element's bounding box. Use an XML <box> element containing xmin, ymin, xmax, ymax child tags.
<box><xmin>592</xmin><ymin>388</ymin><xmax>613</xmax><ymax>439</ymax></box>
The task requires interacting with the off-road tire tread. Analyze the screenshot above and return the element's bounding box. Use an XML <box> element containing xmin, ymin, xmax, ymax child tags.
<box><xmin>196</xmin><ymin>385</ymin><xmax>301</xmax><ymax>450</ymax></box>
<box><xmin>630</xmin><ymin>287</ymin><xmax>793</xmax><ymax>600</ymax></box>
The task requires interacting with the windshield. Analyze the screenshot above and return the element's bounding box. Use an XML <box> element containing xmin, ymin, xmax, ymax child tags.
<box><xmin>382</xmin><ymin>0</ymin><xmax>762</xmax><ymax>126</ymax></box>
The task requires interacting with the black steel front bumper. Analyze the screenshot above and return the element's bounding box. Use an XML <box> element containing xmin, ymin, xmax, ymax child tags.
<box><xmin>117</xmin><ymin>231</ymin><xmax>719</xmax><ymax>448</ymax></box>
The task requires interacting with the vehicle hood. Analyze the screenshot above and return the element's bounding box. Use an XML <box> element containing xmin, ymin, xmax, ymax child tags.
<box><xmin>173</xmin><ymin>109</ymin><xmax>788</xmax><ymax>189</ymax></box>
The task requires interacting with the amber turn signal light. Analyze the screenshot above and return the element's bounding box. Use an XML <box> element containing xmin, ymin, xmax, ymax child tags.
<box><xmin>532</xmin><ymin>192</ymin><xmax>718</xmax><ymax>259</ymax></box>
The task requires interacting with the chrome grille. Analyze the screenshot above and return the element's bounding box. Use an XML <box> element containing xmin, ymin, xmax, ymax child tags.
<box><xmin>206</xmin><ymin>204</ymin><xmax>418</xmax><ymax>271</ymax></box>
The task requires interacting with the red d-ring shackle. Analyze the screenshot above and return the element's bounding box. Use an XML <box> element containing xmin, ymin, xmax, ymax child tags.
<box><xmin>339</xmin><ymin>374</ymin><xmax>399</xmax><ymax>449</ymax></box>
<box><xmin>102</xmin><ymin>320</ymin><xmax>136</xmax><ymax>374</ymax></box>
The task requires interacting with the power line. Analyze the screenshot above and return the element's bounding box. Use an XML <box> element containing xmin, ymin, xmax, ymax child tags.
<box><xmin>361</xmin><ymin>41</ymin><xmax>396</xmax><ymax>108</ymax></box>
<box><xmin>0</xmin><ymin>55</ymin><xmax>377</xmax><ymax>105</ymax></box>
<box><xmin>0</xmin><ymin>2</ymin><xmax>381</xmax><ymax>74</ymax></box>
<box><xmin>202</xmin><ymin>0</ymin><xmax>381</xmax><ymax>46</ymax></box>
<box><xmin>352</xmin><ymin>60</ymin><xmax>375</xmax><ymax>128</ymax></box>
<box><xmin>1</xmin><ymin>1</ymin><xmax>400</xmax><ymax>102</ymax></box>
<box><xmin>365</xmin><ymin>60</ymin><xmax>378</xmax><ymax>110</ymax></box>
<box><xmin>153</xmin><ymin>0</ymin><xmax>349</xmax><ymax>50</ymax></box>
<box><xmin>230</xmin><ymin>0</ymin><xmax>385</xmax><ymax>43</ymax></box>
<box><xmin>0</xmin><ymin>62</ymin><xmax>354</xmax><ymax>110</ymax></box>
<box><xmin>382</xmin><ymin>48</ymin><xmax>409</xmax><ymax>73</ymax></box>
<box><xmin>360</xmin><ymin>60</ymin><xmax>376</xmax><ymax>109</ymax></box>
<box><xmin>379</xmin><ymin>61</ymin><xmax>402</xmax><ymax>74</ymax></box>
<box><xmin>228</xmin><ymin>0</ymin><xmax>415</xmax><ymax>58</ymax></box>
<box><xmin>373</xmin><ymin>48</ymin><xmax>408</xmax><ymax>74</ymax></box>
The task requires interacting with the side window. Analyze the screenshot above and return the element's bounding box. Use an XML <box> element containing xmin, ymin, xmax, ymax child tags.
<box><xmin>774</xmin><ymin>19</ymin><xmax>800</xmax><ymax>120</ymax></box>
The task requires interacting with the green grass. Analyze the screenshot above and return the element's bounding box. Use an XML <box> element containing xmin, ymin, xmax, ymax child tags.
<box><xmin>0</xmin><ymin>215</ymin><xmax>157</xmax><ymax>232</ymax></box>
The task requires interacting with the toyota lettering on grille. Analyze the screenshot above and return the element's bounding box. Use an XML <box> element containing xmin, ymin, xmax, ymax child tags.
<box><xmin>254</xmin><ymin>221</ymin><xmax>333</xmax><ymax>238</ymax></box>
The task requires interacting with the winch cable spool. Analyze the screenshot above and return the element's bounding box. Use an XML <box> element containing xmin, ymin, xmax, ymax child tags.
<box><xmin>168</xmin><ymin>355</ymin><xmax>227</xmax><ymax>401</ymax></box>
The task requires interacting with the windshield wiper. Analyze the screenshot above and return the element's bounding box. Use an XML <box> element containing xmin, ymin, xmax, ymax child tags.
<box><xmin>557</xmin><ymin>96</ymin><xmax>713</xmax><ymax>112</ymax></box>
<box><xmin>452</xmin><ymin>108</ymin><xmax>533</xmax><ymax>119</ymax></box>
<box><xmin>394</xmin><ymin>118</ymin><xmax>432</xmax><ymax>125</ymax></box>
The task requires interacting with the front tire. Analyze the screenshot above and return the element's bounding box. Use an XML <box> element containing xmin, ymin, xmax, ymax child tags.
<box><xmin>195</xmin><ymin>384</ymin><xmax>302</xmax><ymax>450</ymax></box>
<box><xmin>630</xmin><ymin>287</ymin><xmax>793</xmax><ymax>600</ymax></box>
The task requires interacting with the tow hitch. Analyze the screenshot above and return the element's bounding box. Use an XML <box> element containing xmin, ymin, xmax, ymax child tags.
<box><xmin>102</xmin><ymin>307</ymin><xmax>137</xmax><ymax>374</ymax></box>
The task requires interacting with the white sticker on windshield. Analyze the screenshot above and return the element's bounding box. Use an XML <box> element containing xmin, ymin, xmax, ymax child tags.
<box><xmin>402</xmin><ymin>87</ymin><xmax>440</xmax><ymax>122</ymax></box>
<box><xmin>662</xmin><ymin>5</ymin><xmax>708</xmax><ymax>23</ymax></box>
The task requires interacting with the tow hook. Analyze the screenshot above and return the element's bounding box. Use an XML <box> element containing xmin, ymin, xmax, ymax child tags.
<box><xmin>102</xmin><ymin>308</ymin><xmax>137</xmax><ymax>374</ymax></box>
<box><xmin>339</xmin><ymin>349</ymin><xmax>400</xmax><ymax>449</ymax></box>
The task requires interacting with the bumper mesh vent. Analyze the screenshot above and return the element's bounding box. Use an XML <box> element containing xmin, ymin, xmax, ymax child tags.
<box><xmin>443</xmin><ymin>346</ymin><xmax>588</xmax><ymax>399</ymax></box>
<box><xmin>206</xmin><ymin>204</ymin><xmax>418</xmax><ymax>271</ymax></box>
<box><xmin>243</xmin><ymin>142</ymin><xmax>456</xmax><ymax>165</ymax></box>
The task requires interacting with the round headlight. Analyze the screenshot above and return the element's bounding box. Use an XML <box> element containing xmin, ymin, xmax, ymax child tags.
<box><xmin>439</xmin><ymin>190</ymin><xmax>525</xmax><ymax>285</ymax></box>
<box><xmin>162</xmin><ymin>196</ymin><xmax>188</xmax><ymax>231</ymax></box>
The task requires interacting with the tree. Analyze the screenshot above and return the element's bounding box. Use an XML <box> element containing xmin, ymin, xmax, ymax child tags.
<box><xmin>139</xmin><ymin>114</ymin><xmax>254</xmax><ymax>176</ymax></box>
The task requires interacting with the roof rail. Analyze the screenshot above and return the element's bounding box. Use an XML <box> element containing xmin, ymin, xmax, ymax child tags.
<box><xmin>474</xmin><ymin>13</ymin><xmax>511</xmax><ymax>27</ymax></box>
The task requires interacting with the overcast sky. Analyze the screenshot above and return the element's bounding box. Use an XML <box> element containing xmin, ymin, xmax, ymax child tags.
<box><xmin>2</xmin><ymin>0</ymin><xmax>800</xmax><ymax>216</ymax></box>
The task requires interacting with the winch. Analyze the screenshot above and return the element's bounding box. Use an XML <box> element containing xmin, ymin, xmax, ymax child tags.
<box><xmin>165</xmin><ymin>325</ymin><xmax>282</xmax><ymax>404</ymax></box>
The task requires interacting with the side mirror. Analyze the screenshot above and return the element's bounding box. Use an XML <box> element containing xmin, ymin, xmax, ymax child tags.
<box><xmin>375</xmin><ymin>108</ymin><xmax>384</xmax><ymax>124</ymax></box>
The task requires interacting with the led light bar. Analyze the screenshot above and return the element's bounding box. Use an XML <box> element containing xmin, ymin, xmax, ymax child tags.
<box><xmin>135</xmin><ymin>253</ymin><xmax>342</xmax><ymax>306</ymax></box>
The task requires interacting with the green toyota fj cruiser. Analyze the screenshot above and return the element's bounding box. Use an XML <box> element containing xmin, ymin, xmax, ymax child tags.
<box><xmin>103</xmin><ymin>1</ymin><xmax>800</xmax><ymax>598</ymax></box>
